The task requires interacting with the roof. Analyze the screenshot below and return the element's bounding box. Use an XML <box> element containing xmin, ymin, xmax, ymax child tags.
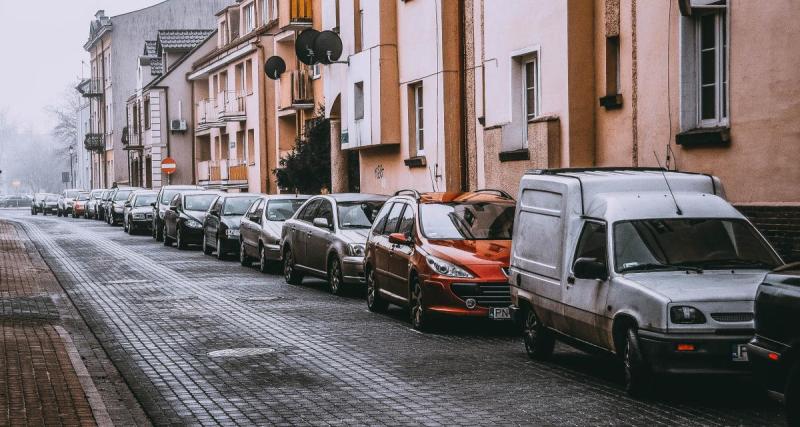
<box><xmin>150</xmin><ymin>57</ymin><xmax>163</xmax><ymax>76</ymax></box>
<box><xmin>218</xmin><ymin>193</ymin><xmax>262</xmax><ymax>199</ymax></box>
<box><xmin>324</xmin><ymin>193</ymin><xmax>389</xmax><ymax>203</ymax></box>
<box><xmin>145</xmin><ymin>30</ymin><xmax>216</xmax><ymax>89</ymax></box>
<box><xmin>156</xmin><ymin>29</ymin><xmax>215</xmax><ymax>53</ymax></box>
<box><xmin>143</xmin><ymin>40</ymin><xmax>157</xmax><ymax>56</ymax></box>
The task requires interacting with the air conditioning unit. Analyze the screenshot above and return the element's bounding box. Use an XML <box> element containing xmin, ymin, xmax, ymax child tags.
<box><xmin>170</xmin><ymin>119</ymin><xmax>187</xmax><ymax>132</ymax></box>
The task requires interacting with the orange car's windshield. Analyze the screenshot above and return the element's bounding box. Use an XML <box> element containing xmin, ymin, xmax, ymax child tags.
<box><xmin>420</xmin><ymin>202</ymin><xmax>515</xmax><ymax>240</ymax></box>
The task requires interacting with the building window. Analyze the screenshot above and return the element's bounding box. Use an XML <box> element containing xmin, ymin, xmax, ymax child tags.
<box><xmin>698</xmin><ymin>11</ymin><xmax>727</xmax><ymax>126</ymax></box>
<box><xmin>261</xmin><ymin>0</ymin><xmax>276</xmax><ymax>24</ymax></box>
<box><xmin>410</xmin><ymin>82</ymin><xmax>424</xmax><ymax>153</ymax></box>
<box><xmin>243</xmin><ymin>3</ymin><xmax>255</xmax><ymax>33</ymax></box>
<box><xmin>144</xmin><ymin>97</ymin><xmax>151</xmax><ymax>130</ymax></box>
<box><xmin>247</xmin><ymin>129</ymin><xmax>255</xmax><ymax>165</ymax></box>
<box><xmin>354</xmin><ymin>82</ymin><xmax>364</xmax><ymax>120</ymax></box>
<box><xmin>245</xmin><ymin>60</ymin><xmax>253</xmax><ymax>94</ymax></box>
<box><xmin>523</xmin><ymin>56</ymin><xmax>539</xmax><ymax>123</ymax></box>
<box><xmin>354</xmin><ymin>0</ymin><xmax>363</xmax><ymax>53</ymax></box>
<box><xmin>605</xmin><ymin>36</ymin><xmax>620</xmax><ymax>96</ymax></box>
<box><xmin>219</xmin><ymin>20</ymin><xmax>228</xmax><ymax>45</ymax></box>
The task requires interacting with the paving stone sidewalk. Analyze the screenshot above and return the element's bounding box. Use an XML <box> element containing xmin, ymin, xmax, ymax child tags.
<box><xmin>0</xmin><ymin>219</ymin><xmax>149</xmax><ymax>426</ymax></box>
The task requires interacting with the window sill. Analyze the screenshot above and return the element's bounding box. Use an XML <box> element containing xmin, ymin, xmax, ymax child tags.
<box><xmin>498</xmin><ymin>148</ymin><xmax>530</xmax><ymax>162</ymax></box>
<box><xmin>675</xmin><ymin>127</ymin><xmax>730</xmax><ymax>148</ymax></box>
<box><xmin>403</xmin><ymin>156</ymin><xmax>427</xmax><ymax>168</ymax></box>
<box><xmin>599</xmin><ymin>94</ymin><xmax>623</xmax><ymax>110</ymax></box>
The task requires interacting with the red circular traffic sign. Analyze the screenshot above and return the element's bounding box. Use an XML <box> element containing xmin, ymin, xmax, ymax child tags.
<box><xmin>161</xmin><ymin>157</ymin><xmax>177</xmax><ymax>175</ymax></box>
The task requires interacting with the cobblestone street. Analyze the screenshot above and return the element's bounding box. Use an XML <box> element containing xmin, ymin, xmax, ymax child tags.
<box><xmin>0</xmin><ymin>209</ymin><xmax>786</xmax><ymax>426</ymax></box>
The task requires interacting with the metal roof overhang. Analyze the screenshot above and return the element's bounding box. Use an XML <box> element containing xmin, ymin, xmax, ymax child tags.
<box><xmin>188</xmin><ymin>44</ymin><xmax>256</xmax><ymax>81</ymax></box>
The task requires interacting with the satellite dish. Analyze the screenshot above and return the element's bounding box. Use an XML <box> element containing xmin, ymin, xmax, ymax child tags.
<box><xmin>295</xmin><ymin>29</ymin><xmax>320</xmax><ymax>65</ymax></box>
<box><xmin>313</xmin><ymin>30</ymin><xmax>343</xmax><ymax>65</ymax></box>
<box><xmin>264</xmin><ymin>56</ymin><xmax>286</xmax><ymax>80</ymax></box>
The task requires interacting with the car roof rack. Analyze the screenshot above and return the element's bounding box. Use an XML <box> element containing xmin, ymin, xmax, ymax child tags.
<box><xmin>473</xmin><ymin>188</ymin><xmax>514</xmax><ymax>199</ymax></box>
<box><xmin>526</xmin><ymin>167</ymin><xmax>667</xmax><ymax>175</ymax></box>
<box><xmin>394</xmin><ymin>189</ymin><xmax>421</xmax><ymax>198</ymax></box>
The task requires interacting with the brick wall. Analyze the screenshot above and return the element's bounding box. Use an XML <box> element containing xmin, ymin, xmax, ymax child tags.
<box><xmin>737</xmin><ymin>205</ymin><xmax>800</xmax><ymax>263</ymax></box>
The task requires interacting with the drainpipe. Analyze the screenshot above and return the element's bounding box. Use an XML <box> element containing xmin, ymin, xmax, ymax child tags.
<box><xmin>255</xmin><ymin>40</ymin><xmax>270</xmax><ymax>193</ymax></box>
<box><xmin>190</xmin><ymin>80</ymin><xmax>197</xmax><ymax>185</ymax></box>
<box><xmin>163</xmin><ymin>87</ymin><xmax>171</xmax><ymax>186</ymax></box>
<box><xmin>457</xmin><ymin>0</ymin><xmax>468</xmax><ymax>191</ymax></box>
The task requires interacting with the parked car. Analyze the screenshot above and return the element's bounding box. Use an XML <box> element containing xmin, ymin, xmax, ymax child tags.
<box><xmin>57</xmin><ymin>189</ymin><xmax>83</xmax><ymax>217</ymax></box>
<box><xmin>364</xmin><ymin>190</ymin><xmax>516</xmax><ymax>330</ymax></box>
<box><xmin>163</xmin><ymin>191</ymin><xmax>221</xmax><ymax>249</ymax></box>
<box><xmin>239</xmin><ymin>194</ymin><xmax>310</xmax><ymax>272</ymax></box>
<box><xmin>71</xmin><ymin>192</ymin><xmax>91</xmax><ymax>218</ymax></box>
<box><xmin>0</xmin><ymin>194</ymin><xmax>32</xmax><ymax>208</ymax></box>
<box><xmin>41</xmin><ymin>194</ymin><xmax>59</xmax><ymax>215</ymax></box>
<box><xmin>281</xmin><ymin>194</ymin><xmax>388</xmax><ymax>295</ymax></box>
<box><xmin>748</xmin><ymin>262</ymin><xmax>800</xmax><ymax>426</ymax></box>
<box><xmin>106</xmin><ymin>187</ymin><xmax>141</xmax><ymax>225</ymax></box>
<box><xmin>123</xmin><ymin>190</ymin><xmax>157</xmax><ymax>234</ymax></box>
<box><xmin>97</xmin><ymin>189</ymin><xmax>113</xmax><ymax>220</ymax></box>
<box><xmin>152</xmin><ymin>185</ymin><xmax>204</xmax><ymax>241</ymax></box>
<box><xmin>85</xmin><ymin>189</ymin><xmax>106</xmax><ymax>219</ymax></box>
<box><xmin>31</xmin><ymin>193</ymin><xmax>50</xmax><ymax>214</ymax></box>
<box><xmin>201</xmin><ymin>193</ymin><xmax>262</xmax><ymax>260</ymax></box>
<box><xmin>507</xmin><ymin>168</ymin><xmax>783</xmax><ymax>397</ymax></box>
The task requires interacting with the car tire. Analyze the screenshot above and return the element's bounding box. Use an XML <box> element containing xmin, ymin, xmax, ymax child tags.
<box><xmin>624</xmin><ymin>328</ymin><xmax>652</xmax><ymax>398</ymax></box>
<box><xmin>57</xmin><ymin>210</ymin><xmax>61</xmax><ymax>217</ymax></box>
<box><xmin>163</xmin><ymin>225</ymin><xmax>173</xmax><ymax>246</ymax></box>
<box><xmin>259</xmin><ymin>245</ymin><xmax>271</xmax><ymax>274</ymax></box>
<box><xmin>327</xmin><ymin>257</ymin><xmax>346</xmax><ymax>296</ymax></box>
<box><xmin>410</xmin><ymin>277</ymin><xmax>430</xmax><ymax>331</ymax></box>
<box><xmin>176</xmin><ymin>226</ymin><xmax>187</xmax><ymax>250</ymax></box>
<box><xmin>155</xmin><ymin>221</ymin><xmax>164</xmax><ymax>241</ymax></box>
<box><xmin>240</xmin><ymin>241</ymin><xmax>251</xmax><ymax>267</ymax></box>
<box><xmin>283</xmin><ymin>247</ymin><xmax>303</xmax><ymax>285</ymax></box>
<box><xmin>786</xmin><ymin>361</ymin><xmax>800</xmax><ymax>427</ymax></box>
<box><xmin>216</xmin><ymin>236</ymin><xmax>225</xmax><ymax>260</ymax></box>
<box><xmin>366</xmin><ymin>268</ymin><xmax>388</xmax><ymax>313</ymax></box>
<box><xmin>202</xmin><ymin>234</ymin><xmax>213</xmax><ymax>255</ymax></box>
<box><xmin>522</xmin><ymin>307</ymin><xmax>555</xmax><ymax>360</ymax></box>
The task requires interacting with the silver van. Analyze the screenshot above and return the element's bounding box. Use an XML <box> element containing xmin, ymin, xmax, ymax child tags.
<box><xmin>508</xmin><ymin>168</ymin><xmax>783</xmax><ymax>397</ymax></box>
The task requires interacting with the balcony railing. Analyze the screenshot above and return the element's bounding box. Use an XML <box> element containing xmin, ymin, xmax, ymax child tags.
<box><xmin>197</xmin><ymin>159</ymin><xmax>248</xmax><ymax>185</ymax></box>
<box><xmin>220</xmin><ymin>91</ymin><xmax>247</xmax><ymax>121</ymax></box>
<box><xmin>84</xmin><ymin>133</ymin><xmax>104</xmax><ymax>153</ymax></box>
<box><xmin>279</xmin><ymin>0</ymin><xmax>312</xmax><ymax>30</ymax></box>
<box><xmin>228</xmin><ymin>160</ymin><xmax>248</xmax><ymax>181</ymax></box>
<box><xmin>279</xmin><ymin>69</ymin><xmax>314</xmax><ymax>110</ymax></box>
<box><xmin>78</xmin><ymin>79</ymin><xmax>103</xmax><ymax>98</ymax></box>
<box><xmin>195</xmin><ymin>99</ymin><xmax>218</xmax><ymax>129</ymax></box>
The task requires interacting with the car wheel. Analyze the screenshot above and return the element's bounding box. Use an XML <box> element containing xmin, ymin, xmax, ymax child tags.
<box><xmin>57</xmin><ymin>210</ymin><xmax>61</xmax><ymax>217</ymax></box>
<box><xmin>259</xmin><ymin>245</ymin><xmax>271</xmax><ymax>273</ymax></box>
<box><xmin>786</xmin><ymin>361</ymin><xmax>800</xmax><ymax>427</ymax></box>
<box><xmin>283</xmin><ymin>247</ymin><xmax>303</xmax><ymax>285</ymax></box>
<box><xmin>410</xmin><ymin>277</ymin><xmax>430</xmax><ymax>331</ymax></box>
<box><xmin>366</xmin><ymin>268</ymin><xmax>388</xmax><ymax>313</ymax></box>
<box><xmin>215</xmin><ymin>236</ymin><xmax>226</xmax><ymax>260</ymax></box>
<box><xmin>328</xmin><ymin>256</ymin><xmax>345</xmax><ymax>296</ymax></box>
<box><xmin>624</xmin><ymin>328</ymin><xmax>652</xmax><ymax>398</ymax></box>
<box><xmin>163</xmin><ymin>225</ymin><xmax>173</xmax><ymax>246</ymax></box>
<box><xmin>176</xmin><ymin>226</ymin><xmax>187</xmax><ymax>250</ymax></box>
<box><xmin>123</xmin><ymin>218</ymin><xmax>129</xmax><ymax>233</ymax></box>
<box><xmin>240</xmin><ymin>241</ymin><xmax>251</xmax><ymax>266</ymax></box>
<box><xmin>523</xmin><ymin>307</ymin><xmax>555</xmax><ymax>360</ymax></box>
<box><xmin>202</xmin><ymin>234</ymin><xmax>213</xmax><ymax>255</ymax></box>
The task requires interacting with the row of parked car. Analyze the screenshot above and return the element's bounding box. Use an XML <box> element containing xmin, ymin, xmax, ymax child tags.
<box><xmin>0</xmin><ymin>194</ymin><xmax>32</xmax><ymax>208</ymax></box>
<box><xmin>30</xmin><ymin>169</ymin><xmax>798</xmax><ymax>422</ymax></box>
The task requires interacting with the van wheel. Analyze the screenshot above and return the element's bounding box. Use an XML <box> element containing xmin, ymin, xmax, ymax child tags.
<box><xmin>786</xmin><ymin>361</ymin><xmax>800</xmax><ymax>426</ymax></box>
<box><xmin>283</xmin><ymin>248</ymin><xmax>303</xmax><ymax>285</ymax></box>
<box><xmin>523</xmin><ymin>307</ymin><xmax>555</xmax><ymax>360</ymax></box>
<box><xmin>328</xmin><ymin>257</ymin><xmax>345</xmax><ymax>296</ymax></box>
<box><xmin>366</xmin><ymin>268</ymin><xmax>388</xmax><ymax>313</ymax></box>
<box><xmin>410</xmin><ymin>278</ymin><xmax>430</xmax><ymax>331</ymax></box>
<box><xmin>624</xmin><ymin>328</ymin><xmax>652</xmax><ymax>398</ymax></box>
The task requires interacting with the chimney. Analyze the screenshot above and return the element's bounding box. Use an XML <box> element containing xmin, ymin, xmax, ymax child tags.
<box><xmin>95</xmin><ymin>10</ymin><xmax>106</xmax><ymax>20</ymax></box>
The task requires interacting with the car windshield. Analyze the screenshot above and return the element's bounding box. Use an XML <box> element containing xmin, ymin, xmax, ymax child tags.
<box><xmin>77</xmin><ymin>193</ymin><xmax>90</xmax><ymax>201</ymax></box>
<box><xmin>91</xmin><ymin>191</ymin><xmax>103</xmax><ymax>199</ymax></box>
<box><xmin>266</xmin><ymin>199</ymin><xmax>307</xmax><ymax>221</ymax></box>
<box><xmin>65</xmin><ymin>190</ymin><xmax>80</xmax><ymax>198</ymax></box>
<box><xmin>337</xmin><ymin>201</ymin><xmax>384</xmax><ymax>229</ymax></box>
<box><xmin>46</xmin><ymin>195</ymin><xmax>58</xmax><ymax>202</ymax></box>
<box><xmin>614</xmin><ymin>218</ymin><xmax>782</xmax><ymax>273</ymax></box>
<box><xmin>184</xmin><ymin>194</ymin><xmax>217</xmax><ymax>211</ymax></box>
<box><xmin>134</xmin><ymin>194</ymin><xmax>157</xmax><ymax>207</ymax></box>
<box><xmin>419</xmin><ymin>202</ymin><xmax>516</xmax><ymax>240</ymax></box>
<box><xmin>223</xmin><ymin>196</ymin><xmax>260</xmax><ymax>215</ymax></box>
<box><xmin>113</xmin><ymin>190</ymin><xmax>133</xmax><ymax>201</ymax></box>
<box><xmin>160</xmin><ymin>190</ymin><xmax>182</xmax><ymax>204</ymax></box>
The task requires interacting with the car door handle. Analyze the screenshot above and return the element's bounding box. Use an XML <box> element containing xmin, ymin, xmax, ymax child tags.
<box><xmin>567</xmin><ymin>276</ymin><xmax>576</xmax><ymax>285</ymax></box>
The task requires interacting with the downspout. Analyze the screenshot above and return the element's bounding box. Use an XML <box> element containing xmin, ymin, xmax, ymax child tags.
<box><xmin>190</xmin><ymin>80</ymin><xmax>197</xmax><ymax>185</ymax></box>
<box><xmin>255</xmin><ymin>40</ymin><xmax>270</xmax><ymax>193</ymax></box>
<box><xmin>458</xmin><ymin>0</ymin><xmax>468</xmax><ymax>191</ymax></box>
<box><xmin>163</xmin><ymin>87</ymin><xmax>171</xmax><ymax>186</ymax></box>
<box><xmin>631</xmin><ymin>0</ymin><xmax>639</xmax><ymax>167</ymax></box>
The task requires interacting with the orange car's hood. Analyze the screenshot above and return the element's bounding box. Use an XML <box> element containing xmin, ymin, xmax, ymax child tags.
<box><xmin>425</xmin><ymin>239</ymin><xmax>511</xmax><ymax>266</ymax></box>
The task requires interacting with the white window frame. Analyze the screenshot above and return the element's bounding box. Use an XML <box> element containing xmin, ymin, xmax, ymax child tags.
<box><xmin>412</xmin><ymin>82</ymin><xmax>424</xmax><ymax>154</ymax></box>
<box><xmin>522</xmin><ymin>56</ymin><xmax>539</xmax><ymax>124</ymax></box>
<box><xmin>243</xmin><ymin>3</ymin><xmax>256</xmax><ymax>33</ymax></box>
<box><xmin>354</xmin><ymin>82</ymin><xmax>365</xmax><ymax>121</ymax></box>
<box><xmin>508</xmin><ymin>47</ymin><xmax>541</xmax><ymax>150</ymax></box>
<box><xmin>260</xmin><ymin>0</ymin><xmax>276</xmax><ymax>24</ymax></box>
<box><xmin>696</xmin><ymin>10</ymin><xmax>728</xmax><ymax>128</ymax></box>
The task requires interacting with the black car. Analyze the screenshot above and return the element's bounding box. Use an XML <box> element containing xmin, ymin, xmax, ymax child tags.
<box><xmin>163</xmin><ymin>191</ymin><xmax>220</xmax><ymax>250</ymax></box>
<box><xmin>1</xmin><ymin>195</ymin><xmax>32</xmax><ymax>208</ymax></box>
<box><xmin>152</xmin><ymin>185</ymin><xmax>204</xmax><ymax>241</ymax></box>
<box><xmin>202</xmin><ymin>193</ymin><xmax>261</xmax><ymax>260</ymax></box>
<box><xmin>123</xmin><ymin>190</ymin><xmax>157</xmax><ymax>235</ymax></box>
<box><xmin>748</xmin><ymin>262</ymin><xmax>800</xmax><ymax>426</ymax></box>
<box><xmin>106</xmin><ymin>187</ymin><xmax>140</xmax><ymax>225</ymax></box>
<box><xmin>97</xmin><ymin>189</ymin><xmax>113</xmax><ymax>220</ymax></box>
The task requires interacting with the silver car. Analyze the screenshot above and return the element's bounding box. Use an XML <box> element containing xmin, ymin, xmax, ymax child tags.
<box><xmin>85</xmin><ymin>189</ymin><xmax>106</xmax><ymax>219</ymax></box>
<box><xmin>239</xmin><ymin>194</ymin><xmax>310</xmax><ymax>272</ymax></box>
<box><xmin>281</xmin><ymin>193</ymin><xmax>388</xmax><ymax>295</ymax></box>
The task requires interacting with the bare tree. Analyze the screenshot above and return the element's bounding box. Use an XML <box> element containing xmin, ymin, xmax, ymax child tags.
<box><xmin>46</xmin><ymin>84</ymin><xmax>82</xmax><ymax>155</ymax></box>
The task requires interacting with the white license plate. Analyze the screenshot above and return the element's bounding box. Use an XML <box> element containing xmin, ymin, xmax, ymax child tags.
<box><xmin>489</xmin><ymin>307</ymin><xmax>512</xmax><ymax>320</ymax></box>
<box><xmin>732</xmin><ymin>344</ymin><xmax>749</xmax><ymax>362</ymax></box>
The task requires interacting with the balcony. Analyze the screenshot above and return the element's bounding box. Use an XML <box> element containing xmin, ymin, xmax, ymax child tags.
<box><xmin>219</xmin><ymin>91</ymin><xmax>247</xmax><ymax>121</ymax></box>
<box><xmin>197</xmin><ymin>159</ymin><xmax>248</xmax><ymax>188</ymax></box>
<box><xmin>278</xmin><ymin>0</ymin><xmax>312</xmax><ymax>31</ymax></box>
<box><xmin>84</xmin><ymin>133</ymin><xmax>104</xmax><ymax>153</ymax></box>
<box><xmin>78</xmin><ymin>79</ymin><xmax>103</xmax><ymax>98</ymax></box>
<box><xmin>195</xmin><ymin>99</ymin><xmax>221</xmax><ymax>133</ymax></box>
<box><xmin>279</xmin><ymin>69</ymin><xmax>314</xmax><ymax>111</ymax></box>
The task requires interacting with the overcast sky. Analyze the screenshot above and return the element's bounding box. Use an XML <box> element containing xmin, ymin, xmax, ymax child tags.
<box><xmin>0</xmin><ymin>0</ymin><xmax>162</xmax><ymax>133</ymax></box>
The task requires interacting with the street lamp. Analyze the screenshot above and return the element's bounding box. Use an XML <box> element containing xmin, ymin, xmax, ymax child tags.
<box><xmin>69</xmin><ymin>145</ymin><xmax>75</xmax><ymax>189</ymax></box>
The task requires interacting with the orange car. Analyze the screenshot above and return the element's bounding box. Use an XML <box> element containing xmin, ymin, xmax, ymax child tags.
<box><xmin>364</xmin><ymin>190</ymin><xmax>516</xmax><ymax>331</ymax></box>
<box><xmin>72</xmin><ymin>192</ymin><xmax>91</xmax><ymax>218</ymax></box>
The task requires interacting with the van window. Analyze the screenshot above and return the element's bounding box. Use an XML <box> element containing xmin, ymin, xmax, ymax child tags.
<box><xmin>573</xmin><ymin>222</ymin><xmax>607</xmax><ymax>266</ymax></box>
<box><xmin>383</xmin><ymin>203</ymin><xmax>405</xmax><ymax>235</ymax></box>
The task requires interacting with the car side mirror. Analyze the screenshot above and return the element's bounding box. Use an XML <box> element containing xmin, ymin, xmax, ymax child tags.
<box><xmin>388</xmin><ymin>232</ymin><xmax>413</xmax><ymax>246</ymax></box>
<box><xmin>150</xmin><ymin>202</ymin><xmax>156</xmax><ymax>208</ymax></box>
<box><xmin>573</xmin><ymin>257</ymin><xmax>608</xmax><ymax>281</ymax></box>
<box><xmin>169</xmin><ymin>205</ymin><xmax>178</xmax><ymax>212</ymax></box>
<box><xmin>313</xmin><ymin>217</ymin><xmax>331</xmax><ymax>229</ymax></box>
<box><xmin>249</xmin><ymin>213</ymin><xmax>261</xmax><ymax>223</ymax></box>
<box><xmin>124</xmin><ymin>201</ymin><xmax>131</xmax><ymax>208</ymax></box>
